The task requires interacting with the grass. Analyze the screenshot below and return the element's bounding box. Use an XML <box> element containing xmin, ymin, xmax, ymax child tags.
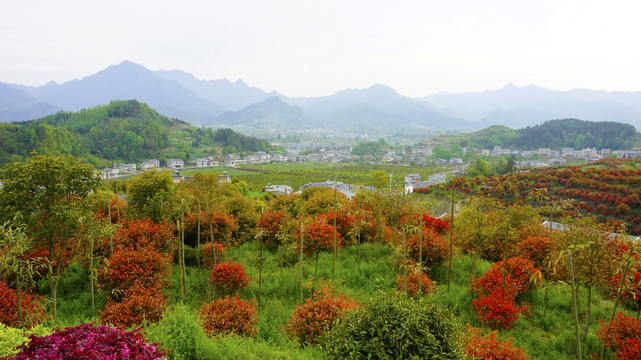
<box><xmin>24</xmin><ymin>237</ymin><xmax>637</xmax><ymax>359</ymax></box>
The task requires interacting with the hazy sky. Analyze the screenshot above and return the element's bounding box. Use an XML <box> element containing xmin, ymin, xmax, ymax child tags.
<box><xmin>1</xmin><ymin>0</ymin><xmax>640</xmax><ymax>97</ymax></box>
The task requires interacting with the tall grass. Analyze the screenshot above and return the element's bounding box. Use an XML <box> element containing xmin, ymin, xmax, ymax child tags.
<box><xmin>38</xmin><ymin>238</ymin><xmax>637</xmax><ymax>359</ymax></box>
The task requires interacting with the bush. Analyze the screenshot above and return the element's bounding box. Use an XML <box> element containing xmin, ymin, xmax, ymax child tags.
<box><xmin>198</xmin><ymin>295</ymin><xmax>258</xmax><ymax>337</ymax></box>
<box><xmin>473</xmin><ymin>288</ymin><xmax>530</xmax><ymax>330</ymax></box>
<box><xmin>616</xmin><ymin>337</ymin><xmax>641</xmax><ymax>360</ymax></box>
<box><xmin>321</xmin><ymin>291</ymin><xmax>464</xmax><ymax>359</ymax></box>
<box><xmin>295</xmin><ymin>219</ymin><xmax>342</xmax><ymax>257</ymax></box>
<box><xmin>209</xmin><ymin>261</ymin><xmax>251</xmax><ymax>294</ymax></box>
<box><xmin>202</xmin><ymin>242</ymin><xmax>227</xmax><ymax>268</ymax></box>
<box><xmin>471</xmin><ymin>269</ymin><xmax>519</xmax><ymax>299</ymax></box>
<box><xmin>0</xmin><ymin>281</ymin><xmax>47</xmax><ymax>328</ymax></box>
<box><xmin>0</xmin><ymin>324</ymin><xmax>50</xmax><ymax>358</ymax></box>
<box><xmin>406</xmin><ymin>227</ymin><xmax>449</xmax><ymax>266</ymax></box>
<box><xmin>516</xmin><ymin>235</ymin><xmax>551</xmax><ymax>268</ymax></box>
<box><xmin>145</xmin><ymin>305</ymin><xmax>208</xmax><ymax>360</ymax></box>
<box><xmin>11</xmin><ymin>323</ymin><xmax>167</xmax><ymax>359</ymax></box>
<box><xmin>99</xmin><ymin>282</ymin><xmax>169</xmax><ymax>328</ymax></box>
<box><xmin>463</xmin><ymin>326</ymin><xmax>530</xmax><ymax>360</ymax></box>
<box><xmin>257</xmin><ymin>210</ymin><xmax>285</xmax><ymax>247</ymax></box>
<box><xmin>597</xmin><ymin>312</ymin><xmax>641</xmax><ymax>352</ymax></box>
<box><xmin>394</xmin><ymin>268</ymin><xmax>436</xmax><ymax>298</ymax></box>
<box><xmin>98</xmin><ymin>246</ymin><xmax>172</xmax><ymax>295</ymax></box>
<box><xmin>283</xmin><ymin>282</ymin><xmax>358</xmax><ymax>346</ymax></box>
<box><xmin>109</xmin><ymin>218</ymin><xmax>177</xmax><ymax>255</ymax></box>
<box><xmin>488</xmin><ymin>256</ymin><xmax>540</xmax><ymax>296</ymax></box>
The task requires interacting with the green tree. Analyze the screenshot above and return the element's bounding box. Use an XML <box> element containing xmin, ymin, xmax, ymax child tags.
<box><xmin>0</xmin><ymin>221</ymin><xmax>43</xmax><ymax>328</ymax></box>
<box><xmin>127</xmin><ymin>170</ymin><xmax>177</xmax><ymax>222</ymax></box>
<box><xmin>321</xmin><ymin>291</ymin><xmax>464</xmax><ymax>359</ymax></box>
<box><xmin>0</xmin><ymin>155</ymin><xmax>99</xmax><ymax>319</ymax></box>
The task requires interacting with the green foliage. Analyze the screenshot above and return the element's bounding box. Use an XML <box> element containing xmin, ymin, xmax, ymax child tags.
<box><xmin>145</xmin><ymin>305</ymin><xmax>209</xmax><ymax>360</ymax></box>
<box><xmin>515</xmin><ymin>119</ymin><xmax>638</xmax><ymax>150</ymax></box>
<box><xmin>321</xmin><ymin>291</ymin><xmax>465</xmax><ymax>359</ymax></box>
<box><xmin>210</xmin><ymin>128</ymin><xmax>279</xmax><ymax>154</ymax></box>
<box><xmin>351</xmin><ymin>139</ymin><xmax>387</xmax><ymax>157</ymax></box>
<box><xmin>0</xmin><ymin>100</ymin><xmax>280</xmax><ymax>165</ymax></box>
<box><xmin>126</xmin><ymin>169</ymin><xmax>177</xmax><ymax>222</ymax></box>
<box><xmin>0</xmin><ymin>324</ymin><xmax>51</xmax><ymax>358</ymax></box>
<box><xmin>456</xmin><ymin>120</ymin><xmax>638</xmax><ymax>150</ymax></box>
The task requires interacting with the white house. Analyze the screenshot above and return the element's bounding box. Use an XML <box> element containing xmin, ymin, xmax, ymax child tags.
<box><xmin>141</xmin><ymin>159</ymin><xmax>160</xmax><ymax>171</ymax></box>
<box><xmin>195</xmin><ymin>158</ymin><xmax>209</xmax><ymax>167</ymax></box>
<box><xmin>265</xmin><ymin>184</ymin><xmax>294</xmax><ymax>196</ymax></box>
<box><xmin>166</xmin><ymin>159</ymin><xmax>184</xmax><ymax>169</ymax></box>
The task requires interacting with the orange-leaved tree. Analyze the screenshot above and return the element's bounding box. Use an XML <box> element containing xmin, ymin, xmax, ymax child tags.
<box><xmin>283</xmin><ymin>281</ymin><xmax>358</xmax><ymax>346</ymax></box>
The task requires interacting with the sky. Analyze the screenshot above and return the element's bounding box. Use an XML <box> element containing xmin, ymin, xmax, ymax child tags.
<box><xmin>1</xmin><ymin>0</ymin><xmax>640</xmax><ymax>98</ymax></box>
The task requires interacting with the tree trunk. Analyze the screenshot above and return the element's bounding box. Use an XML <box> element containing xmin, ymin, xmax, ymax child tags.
<box><xmin>569</xmin><ymin>250</ymin><xmax>582</xmax><ymax>360</ymax></box>
<box><xmin>448</xmin><ymin>188</ymin><xmax>454</xmax><ymax>291</ymax></box>
<box><xmin>90</xmin><ymin>232</ymin><xmax>95</xmax><ymax>318</ymax></box>
<box><xmin>418</xmin><ymin>214</ymin><xmax>423</xmax><ymax>297</ymax></box>
<box><xmin>583</xmin><ymin>285</ymin><xmax>592</xmax><ymax>341</ymax></box>
<box><xmin>258</xmin><ymin>230</ymin><xmax>263</xmax><ymax>306</ymax></box>
<box><xmin>16</xmin><ymin>272</ymin><xmax>22</xmax><ymax>327</ymax></box>
<box><xmin>299</xmin><ymin>222</ymin><xmax>304</xmax><ymax>304</ymax></box>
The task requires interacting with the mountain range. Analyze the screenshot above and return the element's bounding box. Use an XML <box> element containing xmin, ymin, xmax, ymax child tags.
<box><xmin>4</xmin><ymin>61</ymin><xmax>641</xmax><ymax>130</ymax></box>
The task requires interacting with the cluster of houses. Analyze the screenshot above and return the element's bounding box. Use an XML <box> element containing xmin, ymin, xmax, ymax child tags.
<box><xmin>99</xmin><ymin>142</ymin><xmax>639</xmax><ymax>180</ymax></box>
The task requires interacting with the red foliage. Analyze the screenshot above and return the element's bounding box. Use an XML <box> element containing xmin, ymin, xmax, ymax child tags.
<box><xmin>394</xmin><ymin>268</ymin><xmax>436</xmax><ymax>298</ymax></box>
<box><xmin>198</xmin><ymin>294</ymin><xmax>258</xmax><ymax>337</ymax></box>
<box><xmin>0</xmin><ymin>281</ymin><xmax>47</xmax><ymax>328</ymax></box>
<box><xmin>406</xmin><ymin>227</ymin><xmax>449</xmax><ymax>266</ymax></box>
<box><xmin>110</xmin><ymin>218</ymin><xmax>177</xmax><ymax>255</ymax></box>
<box><xmin>209</xmin><ymin>261</ymin><xmax>251</xmax><ymax>293</ymax></box>
<box><xmin>597</xmin><ymin>312</ymin><xmax>641</xmax><ymax>351</ymax></box>
<box><xmin>296</xmin><ymin>219</ymin><xmax>342</xmax><ymax>257</ymax></box>
<box><xmin>184</xmin><ymin>211</ymin><xmax>238</xmax><ymax>246</ymax></box>
<box><xmin>516</xmin><ymin>236</ymin><xmax>552</xmax><ymax>268</ymax></box>
<box><xmin>617</xmin><ymin>338</ymin><xmax>641</xmax><ymax>360</ymax></box>
<box><xmin>464</xmin><ymin>327</ymin><xmax>530</xmax><ymax>360</ymax></box>
<box><xmin>473</xmin><ymin>288</ymin><xmax>530</xmax><ymax>330</ymax></box>
<box><xmin>317</xmin><ymin>211</ymin><xmax>359</xmax><ymax>245</ymax></box>
<box><xmin>12</xmin><ymin>323</ymin><xmax>167</xmax><ymax>360</ymax></box>
<box><xmin>201</xmin><ymin>241</ymin><xmax>226</xmax><ymax>267</ymax></box>
<box><xmin>611</xmin><ymin>271</ymin><xmax>641</xmax><ymax>313</ymax></box>
<box><xmin>98</xmin><ymin>246</ymin><xmax>172</xmax><ymax>294</ymax></box>
<box><xmin>283</xmin><ymin>282</ymin><xmax>359</xmax><ymax>346</ymax></box>
<box><xmin>488</xmin><ymin>257</ymin><xmax>540</xmax><ymax>296</ymax></box>
<box><xmin>99</xmin><ymin>282</ymin><xmax>169</xmax><ymax>328</ymax></box>
<box><xmin>257</xmin><ymin>210</ymin><xmax>285</xmax><ymax>246</ymax></box>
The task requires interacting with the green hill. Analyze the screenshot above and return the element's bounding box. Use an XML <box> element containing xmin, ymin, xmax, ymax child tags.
<box><xmin>457</xmin><ymin>119</ymin><xmax>639</xmax><ymax>150</ymax></box>
<box><xmin>0</xmin><ymin>100</ymin><xmax>280</xmax><ymax>166</ymax></box>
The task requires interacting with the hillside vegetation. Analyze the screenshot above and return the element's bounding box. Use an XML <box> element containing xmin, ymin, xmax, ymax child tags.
<box><xmin>3</xmin><ymin>156</ymin><xmax>641</xmax><ymax>359</ymax></box>
<box><xmin>456</xmin><ymin>119</ymin><xmax>639</xmax><ymax>150</ymax></box>
<box><xmin>0</xmin><ymin>100</ymin><xmax>280</xmax><ymax>166</ymax></box>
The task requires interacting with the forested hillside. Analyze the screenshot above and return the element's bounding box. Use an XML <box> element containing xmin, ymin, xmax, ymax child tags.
<box><xmin>459</xmin><ymin>119</ymin><xmax>639</xmax><ymax>150</ymax></box>
<box><xmin>0</xmin><ymin>100</ymin><xmax>280</xmax><ymax>166</ymax></box>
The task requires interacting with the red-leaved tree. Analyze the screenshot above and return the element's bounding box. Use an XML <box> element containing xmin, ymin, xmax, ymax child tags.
<box><xmin>98</xmin><ymin>246</ymin><xmax>172</xmax><ymax>295</ymax></box>
<box><xmin>209</xmin><ymin>261</ymin><xmax>251</xmax><ymax>294</ymax></box>
<box><xmin>202</xmin><ymin>241</ymin><xmax>226</xmax><ymax>268</ymax></box>
<box><xmin>283</xmin><ymin>282</ymin><xmax>358</xmax><ymax>346</ymax></box>
<box><xmin>473</xmin><ymin>288</ymin><xmax>531</xmax><ymax>330</ymax></box>
<box><xmin>464</xmin><ymin>327</ymin><xmax>530</xmax><ymax>360</ymax></box>
<box><xmin>296</xmin><ymin>219</ymin><xmax>342</xmax><ymax>257</ymax></box>
<box><xmin>0</xmin><ymin>280</ymin><xmax>47</xmax><ymax>328</ymax></box>
<box><xmin>257</xmin><ymin>210</ymin><xmax>285</xmax><ymax>247</ymax></box>
<box><xmin>108</xmin><ymin>218</ymin><xmax>177</xmax><ymax>256</ymax></box>
<box><xmin>597</xmin><ymin>312</ymin><xmax>641</xmax><ymax>354</ymax></box>
<box><xmin>99</xmin><ymin>282</ymin><xmax>169</xmax><ymax>328</ymax></box>
<box><xmin>406</xmin><ymin>227</ymin><xmax>449</xmax><ymax>267</ymax></box>
<box><xmin>198</xmin><ymin>294</ymin><xmax>258</xmax><ymax>337</ymax></box>
<box><xmin>394</xmin><ymin>268</ymin><xmax>437</xmax><ymax>298</ymax></box>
